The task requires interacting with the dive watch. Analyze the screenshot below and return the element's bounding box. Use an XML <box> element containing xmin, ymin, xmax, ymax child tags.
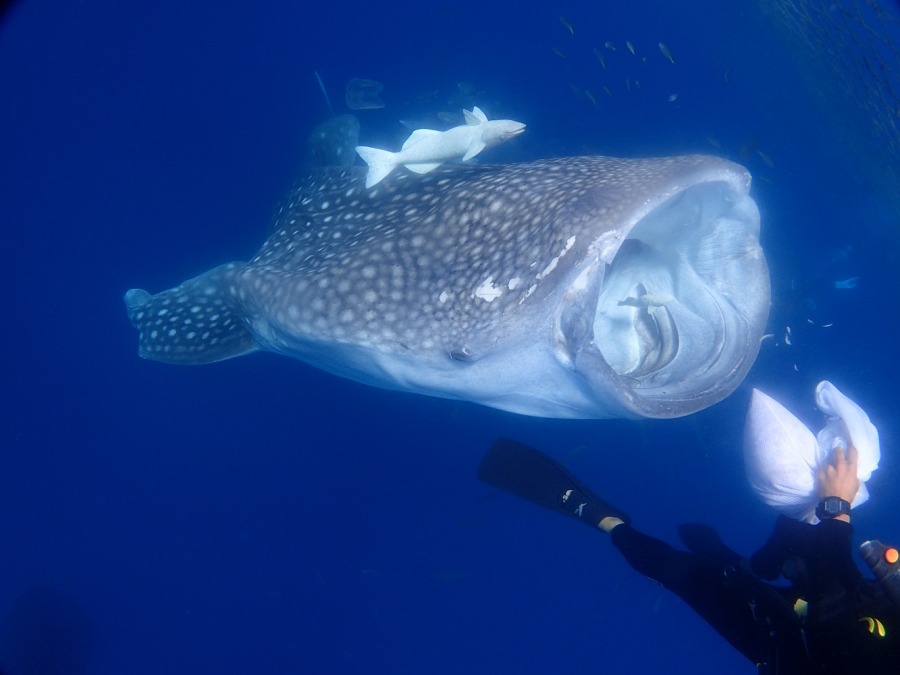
<box><xmin>816</xmin><ymin>496</ymin><xmax>852</xmax><ymax>520</ymax></box>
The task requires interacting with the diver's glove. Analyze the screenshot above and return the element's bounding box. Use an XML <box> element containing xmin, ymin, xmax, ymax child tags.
<box><xmin>743</xmin><ymin>381</ymin><xmax>879</xmax><ymax>523</ymax></box>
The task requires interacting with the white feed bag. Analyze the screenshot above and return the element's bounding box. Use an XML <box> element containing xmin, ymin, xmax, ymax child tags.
<box><xmin>744</xmin><ymin>381</ymin><xmax>880</xmax><ymax>523</ymax></box>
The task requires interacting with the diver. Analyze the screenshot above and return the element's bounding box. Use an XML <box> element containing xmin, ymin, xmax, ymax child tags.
<box><xmin>478</xmin><ymin>439</ymin><xmax>900</xmax><ymax>674</ymax></box>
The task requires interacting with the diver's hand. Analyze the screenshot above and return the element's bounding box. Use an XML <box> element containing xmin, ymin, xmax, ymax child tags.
<box><xmin>817</xmin><ymin>445</ymin><xmax>860</xmax><ymax>522</ymax></box>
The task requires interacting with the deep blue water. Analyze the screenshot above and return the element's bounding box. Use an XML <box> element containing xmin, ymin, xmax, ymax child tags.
<box><xmin>1</xmin><ymin>1</ymin><xmax>899</xmax><ymax>673</ymax></box>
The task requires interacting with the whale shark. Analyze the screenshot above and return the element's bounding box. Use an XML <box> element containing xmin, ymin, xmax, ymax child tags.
<box><xmin>124</xmin><ymin>155</ymin><xmax>770</xmax><ymax>419</ymax></box>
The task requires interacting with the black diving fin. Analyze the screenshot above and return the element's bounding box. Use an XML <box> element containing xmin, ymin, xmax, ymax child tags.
<box><xmin>477</xmin><ymin>438</ymin><xmax>628</xmax><ymax>528</ymax></box>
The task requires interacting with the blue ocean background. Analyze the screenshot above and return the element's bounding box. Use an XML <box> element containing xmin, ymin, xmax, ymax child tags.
<box><xmin>1</xmin><ymin>1</ymin><xmax>899</xmax><ymax>672</ymax></box>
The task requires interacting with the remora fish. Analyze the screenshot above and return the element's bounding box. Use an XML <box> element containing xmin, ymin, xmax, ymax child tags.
<box><xmin>124</xmin><ymin>155</ymin><xmax>770</xmax><ymax>420</ymax></box>
<box><xmin>355</xmin><ymin>106</ymin><xmax>525</xmax><ymax>188</ymax></box>
<box><xmin>618</xmin><ymin>288</ymin><xmax>675</xmax><ymax>314</ymax></box>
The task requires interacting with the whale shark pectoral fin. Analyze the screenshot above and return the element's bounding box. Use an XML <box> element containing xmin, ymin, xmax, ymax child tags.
<box><xmin>462</xmin><ymin>141</ymin><xmax>486</xmax><ymax>161</ymax></box>
<box><xmin>124</xmin><ymin>262</ymin><xmax>258</xmax><ymax>365</ymax></box>
<box><xmin>404</xmin><ymin>161</ymin><xmax>443</xmax><ymax>174</ymax></box>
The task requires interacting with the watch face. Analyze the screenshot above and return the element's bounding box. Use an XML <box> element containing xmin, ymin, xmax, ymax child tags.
<box><xmin>824</xmin><ymin>498</ymin><xmax>842</xmax><ymax>515</ymax></box>
<box><xmin>819</xmin><ymin>496</ymin><xmax>850</xmax><ymax>518</ymax></box>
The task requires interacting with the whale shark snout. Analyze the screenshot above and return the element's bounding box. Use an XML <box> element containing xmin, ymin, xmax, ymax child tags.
<box><xmin>125</xmin><ymin>155</ymin><xmax>769</xmax><ymax>419</ymax></box>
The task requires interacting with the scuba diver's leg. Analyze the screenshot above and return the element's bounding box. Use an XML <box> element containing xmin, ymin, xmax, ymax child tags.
<box><xmin>477</xmin><ymin>440</ymin><xmax>804</xmax><ymax>668</ymax></box>
<box><xmin>608</xmin><ymin>522</ymin><xmax>767</xmax><ymax>663</ymax></box>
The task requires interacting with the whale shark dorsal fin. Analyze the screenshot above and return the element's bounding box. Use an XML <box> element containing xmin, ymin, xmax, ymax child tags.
<box><xmin>404</xmin><ymin>161</ymin><xmax>443</xmax><ymax>174</ymax></box>
<box><xmin>464</xmin><ymin>106</ymin><xmax>488</xmax><ymax>125</ymax></box>
<box><xmin>401</xmin><ymin>128</ymin><xmax>441</xmax><ymax>151</ymax></box>
<box><xmin>462</xmin><ymin>140</ymin><xmax>486</xmax><ymax>161</ymax></box>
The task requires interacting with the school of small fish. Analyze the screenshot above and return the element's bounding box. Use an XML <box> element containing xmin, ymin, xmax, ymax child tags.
<box><xmin>549</xmin><ymin>17</ymin><xmax>776</xmax><ymax>174</ymax></box>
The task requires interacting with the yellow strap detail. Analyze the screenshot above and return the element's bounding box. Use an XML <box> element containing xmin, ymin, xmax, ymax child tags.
<box><xmin>859</xmin><ymin>616</ymin><xmax>887</xmax><ymax>637</ymax></box>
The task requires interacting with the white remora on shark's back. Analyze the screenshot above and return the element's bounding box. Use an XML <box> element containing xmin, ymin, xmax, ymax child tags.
<box><xmin>355</xmin><ymin>106</ymin><xmax>525</xmax><ymax>188</ymax></box>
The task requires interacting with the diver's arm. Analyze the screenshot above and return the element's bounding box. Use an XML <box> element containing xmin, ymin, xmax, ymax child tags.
<box><xmin>811</xmin><ymin>445</ymin><xmax>900</xmax><ymax>672</ymax></box>
<box><xmin>817</xmin><ymin>445</ymin><xmax>860</xmax><ymax>523</ymax></box>
<box><xmin>810</xmin><ymin>444</ymin><xmax>862</xmax><ymax>611</ymax></box>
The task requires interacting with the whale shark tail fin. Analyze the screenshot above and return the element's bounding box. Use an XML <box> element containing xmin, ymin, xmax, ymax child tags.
<box><xmin>355</xmin><ymin>145</ymin><xmax>398</xmax><ymax>188</ymax></box>
<box><xmin>124</xmin><ymin>262</ymin><xmax>258</xmax><ymax>365</ymax></box>
<box><xmin>477</xmin><ymin>439</ymin><xmax>629</xmax><ymax>528</ymax></box>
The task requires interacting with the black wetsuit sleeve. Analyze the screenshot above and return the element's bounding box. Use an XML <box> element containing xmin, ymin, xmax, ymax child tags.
<box><xmin>808</xmin><ymin>519</ymin><xmax>861</xmax><ymax>606</ymax></box>
<box><xmin>805</xmin><ymin>519</ymin><xmax>860</xmax><ymax>633</ymax></box>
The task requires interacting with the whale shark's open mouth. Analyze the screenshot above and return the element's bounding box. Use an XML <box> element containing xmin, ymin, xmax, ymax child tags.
<box><xmin>584</xmin><ymin>179</ymin><xmax>768</xmax><ymax>417</ymax></box>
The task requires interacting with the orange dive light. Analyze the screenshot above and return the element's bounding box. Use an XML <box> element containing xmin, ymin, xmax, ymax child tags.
<box><xmin>860</xmin><ymin>540</ymin><xmax>900</xmax><ymax>609</ymax></box>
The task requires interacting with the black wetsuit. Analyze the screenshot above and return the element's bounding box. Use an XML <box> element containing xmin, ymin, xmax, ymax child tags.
<box><xmin>610</xmin><ymin>518</ymin><xmax>900</xmax><ymax>674</ymax></box>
